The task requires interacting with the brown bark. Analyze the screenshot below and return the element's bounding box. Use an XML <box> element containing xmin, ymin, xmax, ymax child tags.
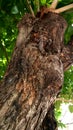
<box><xmin>0</xmin><ymin>12</ymin><xmax>73</xmax><ymax>130</ymax></box>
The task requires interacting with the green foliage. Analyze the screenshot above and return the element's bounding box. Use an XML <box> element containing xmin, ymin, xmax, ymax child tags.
<box><xmin>0</xmin><ymin>0</ymin><xmax>26</xmax><ymax>79</ymax></box>
<box><xmin>11</xmin><ymin>5</ymin><xmax>19</xmax><ymax>14</ymax></box>
<box><xmin>0</xmin><ymin>13</ymin><xmax>18</xmax><ymax>79</ymax></box>
<box><xmin>55</xmin><ymin>66</ymin><xmax>73</xmax><ymax>127</ymax></box>
<box><xmin>69</xmin><ymin>105</ymin><xmax>73</xmax><ymax>113</ymax></box>
<box><xmin>40</xmin><ymin>0</ymin><xmax>47</xmax><ymax>5</ymax></box>
<box><xmin>55</xmin><ymin>107</ymin><xmax>62</xmax><ymax>119</ymax></box>
<box><xmin>55</xmin><ymin>102</ymin><xmax>66</xmax><ymax>128</ymax></box>
<box><xmin>62</xmin><ymin>66</ymin><xmax>73</xmax><ymax>99</ymax></box>
<box><xmin>58</xmin><ymin>122</ymin><xmax>66</xmax><ymax>128</ymax></box>
<box><xmin>63</xmin><ymin>11</ymin><xmax>73</xmax><ymax>44</ymax></box>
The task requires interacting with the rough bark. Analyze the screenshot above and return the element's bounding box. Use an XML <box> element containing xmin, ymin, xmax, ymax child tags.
<box><xmin>0</xmin><ymin>12</ymin><xmax>73</xmax><ymax>130</ymax></box>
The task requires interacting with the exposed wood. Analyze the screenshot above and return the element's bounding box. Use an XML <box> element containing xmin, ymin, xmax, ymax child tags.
<box><xmin>50</xmin><ymin>0</ymin><xmax>58</xmax><ymax>9</ymax></box>
<box><xmin>55</xmin><ymin>3</ymin><xmax>73</xmax><ymax>13</ymax></box>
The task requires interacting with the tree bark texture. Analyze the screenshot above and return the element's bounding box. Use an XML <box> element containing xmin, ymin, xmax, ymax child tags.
<box><xmin>0</xmin><ymin>12</ymin><xmax>73</xmax><ymax>130</ymax></box>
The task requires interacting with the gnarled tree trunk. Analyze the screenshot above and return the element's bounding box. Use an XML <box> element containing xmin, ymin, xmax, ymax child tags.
<box><xmin>0</xmin><ymin>12</ymin><xmax>73</xmax><ymax>130</ymax></box>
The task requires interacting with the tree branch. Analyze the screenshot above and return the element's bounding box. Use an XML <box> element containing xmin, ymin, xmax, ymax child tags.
<box><xmin>50</xmin><ymin>0</ymin><xmax>58</xmax><ymax>9</ymax></box>
<box><xmin>55</xmin><ymin>3</ymin><xmax>73</xmax><ymax>13</ymax></box>
<box><xmin>56</xmin><ymin>98</ymin><xmax>73</xmax><ymax>103</ymax></box>
<box><xmin>26</xmin><ymin>0</ymin><xmax>35</xmax><ymax>17</ymax></box>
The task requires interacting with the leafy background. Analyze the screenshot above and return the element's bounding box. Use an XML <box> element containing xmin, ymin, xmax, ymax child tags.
<box><xmin>0</xmin><ymin>0</ymin><xmax>73</xmax><ymax>128</ymax></box>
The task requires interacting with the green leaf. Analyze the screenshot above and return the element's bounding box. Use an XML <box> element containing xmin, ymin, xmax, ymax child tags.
<box><xmin>41</xmin><ymin>0</ymin><xmax>46</xmax><ymax>5</ymax></box>
<box><xmin>55</xmin><ymin>100</ymin><xmax>62</xmax><ymax>109</ymax></box>
<box><xmin>11</xmin><ymin>5</ymin><xmax>19</xmax><ymax>14</ymax></box>
<box><xmin>58</xmin><ymin>121</ymin><xmax>66</xmax><ymax>128</ymax></box>
<box><xmin>69</xmin><ymin>105</ymin><xmax>73</xmax><ymax>113</ymax></box>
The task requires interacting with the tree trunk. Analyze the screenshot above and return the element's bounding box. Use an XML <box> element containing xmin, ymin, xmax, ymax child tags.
<box><xmin>0</xmin><ymin>12</ymin><xmax>73</xmax><ymax>130</ymax></box>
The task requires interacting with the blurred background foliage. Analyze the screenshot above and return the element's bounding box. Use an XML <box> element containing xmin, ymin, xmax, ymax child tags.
<box><xmin>0</xmin><ymin>0</ymin><xmax>73</xmax><ymax>127</ymax></box>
